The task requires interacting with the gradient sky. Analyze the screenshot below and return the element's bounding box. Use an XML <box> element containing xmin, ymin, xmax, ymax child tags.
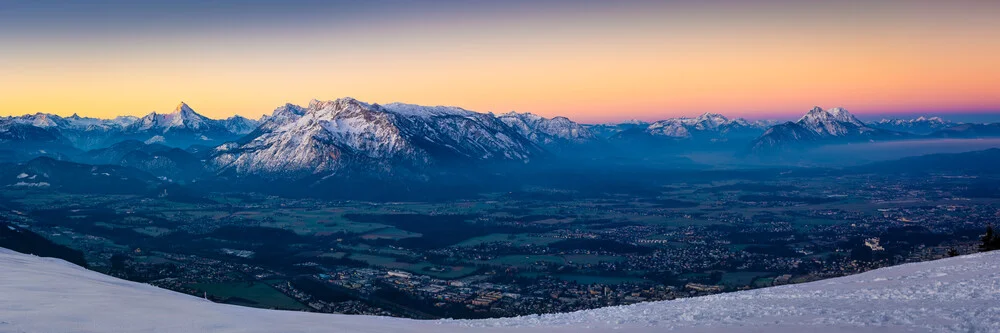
<box><xmin>2</xmin><ymin>0</ymin><xmax>999</xmax><ymax>123</ymax></box>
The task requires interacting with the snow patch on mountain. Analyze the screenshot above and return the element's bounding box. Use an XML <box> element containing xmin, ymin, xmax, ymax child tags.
<box><xmin>498</xmin><ymin>111</ymin><xmax>595</xmax><ymax>145</ymax></box>
<box><xmin>381</xmin><ymin>102</ymin><xmax>476</xmax><ymax>118</ymax></box>
<box><xmin>145</xmin><ymin>136</ymin><xmax>166</xmax><ymax>144</ymax></box>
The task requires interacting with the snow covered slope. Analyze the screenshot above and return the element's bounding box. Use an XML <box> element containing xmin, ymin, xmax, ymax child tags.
<box><xmin>2</xmin><ymin>248</ymin><xmax>998</xmax><ymax>333</ymax></box>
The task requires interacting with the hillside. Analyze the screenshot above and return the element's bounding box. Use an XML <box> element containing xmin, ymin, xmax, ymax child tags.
<box><xmin>1</xmin><ymin>247</ymin><xmax>997</xmax><ymax>333</ymax></box>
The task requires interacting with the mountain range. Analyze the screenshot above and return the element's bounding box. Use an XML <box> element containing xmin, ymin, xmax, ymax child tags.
<box><xmin>0</xmin><ymin>102</ymin><xmax>258</xmax><ymax>154</ymax></box>
<box><xmin>871</xmin><ymin>116</ymin><xmax>953</xmax><ymax>134</ymax></box>
<box><xmin>1</xmin><ymin>99</ymin><xmax>996</xmax><ymax>185</ymax></box>
<box><xmin>747</xmin><ymin>107</ymin><xmax>933</xmax><ymax>153</ymax></box>
<box><xmin>212</xmin><ymin>98</ymin><xmax>543</xmax><ymax>178</ymax></box>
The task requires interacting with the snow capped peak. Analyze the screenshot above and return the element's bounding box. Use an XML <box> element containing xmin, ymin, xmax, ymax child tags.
<box><xmin>173</xmin><ymin>102</ymin><xmax>195</xmax><ymax>115</ymax></box>
<box><xmin>751</xmin><ymin>106</ymin><xmax>900</xmax><ymax>150</ymax></box>
<box><xmin>309</xmin><ymin>97</ymin><xmax>370</xmax><ymax>111</ymax></box>
<box><xmin>796</xmin><ymin>107</ymin><xmax>866</xmax><ymax>136</ymax></box>
<box><xmin>499</xmin><ymin>111</ymin><xmax>544</xmax><ymax>122</ymax></box>
<box><xmin>685</xmin><ymin>112</ymin><xmax>733</xmax><ymax>130</ymax></box>
<box><xmin>498</xmin><ymin>111</ymin><xmax>594</xmax><ymax>144</ymax></box>
<box><xmin>798</xmin><ymin>106</ymin><xmax>862</xmax><ymax>126</ymax></box>
<box><xmin>695</xmin><ymin>112</ymin><xmax>729</xmax><ymax>122</ymax></box>
<box><xmin>646</xmin><ymin>119</ymin><xmax>691</xmax><ymax>138</ymax></box>
<box><xmin>258</xmin><ymin>103</ymin><xmax>308</xmax><ymax>130</ymax></box>
<box><xmin>214</xmin><ymin>98</ymin><xmax>540</xmax><ymax>175</ymax></box>
<box><xmin>127</xmin><ymin>102</ymin><xmax>234</xmax><ymax>138</ymax></box>
<box><xmin>381</xmin><ymin>102</ymin><xmax>475</xmax><ymax>118</ymax></box>
<box><xmin>826</xmin><ymin>107</ymin><xmax>860</xmax><ymax>124</ymax></box>
<box><xmin>112</xmin><ymin>116</ymin><xmax>139</xmax><ymax>126</ymax></box>
<box><xmin>135</xmin><ymin>102</ymin><xmax>208</xmax><ymax>129</ymax></box>
<box><xmin>167</xmin><ymin>102</ymin><xmax>208</xmax><ymax>123</ymax></box>
<box><xmin>28</xmin><ymin>113</ymin><xmax>61</xmax><ymax>128</ymax></box>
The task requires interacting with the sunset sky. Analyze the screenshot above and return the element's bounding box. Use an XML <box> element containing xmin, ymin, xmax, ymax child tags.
<box><xmin>2</xmin><ymin>0</ymin><xmax>999</xmax><ymax>123</ymax></box>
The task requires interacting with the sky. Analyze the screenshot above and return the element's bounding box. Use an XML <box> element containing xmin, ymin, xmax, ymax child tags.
<box><xmin>1</xmin><ymin>0</ymin><xmax>999</xmax><ymax>123</ymax></box>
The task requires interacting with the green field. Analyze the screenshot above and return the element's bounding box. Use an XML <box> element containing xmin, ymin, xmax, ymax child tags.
<box><xmin>562</xmin><ymin>254</ymin><xmax>624</xmax><ymax>264</ymax></box>
<box><xmin>453</xmin><ymin>233</ymin><xmax>559</xmax><ymax>247</ymax></box>
<box><xmin>485</xmin><ymin>255</ymin><xmax>565</xmax><ymax>267</ymax></box>
<box><xmin>720</xmin><ymin>271</ymin><xmax>773</xmax><ymax>287</ymax></box>
<box><xmin>188</xmin><ymin>282</ymin><xmax>309</xmax><ymax>311</ymax></box>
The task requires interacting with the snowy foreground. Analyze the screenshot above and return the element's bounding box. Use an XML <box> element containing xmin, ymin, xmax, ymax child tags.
<box><xmin>1</xmin><ymin>248</ymin><xmax>998</xmax><ymax>333</ymax></box>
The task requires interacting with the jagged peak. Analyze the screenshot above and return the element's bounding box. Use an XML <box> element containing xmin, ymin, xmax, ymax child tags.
<box><xmin>381</xmin><ymin>102</ymin><xmax>475</xmax><ymax>118</ymax></box>
<box><xmin>174</xmin><ymin>102</ymin><xmax>193</xmax><ymax>113</ymax></box>
<box><xmin>499</xmin><ymin>111</ymin><xmax>545</xmax><ymax>121</ymax></box>
<box><xmin>308</xmin><ymin>97</ymin><xmax>369</xmax><ymax>110</ymax></box>
<box><xmin>169</xmin><ymin>102</ymin><xmax>208</xmax><ymax>119</ymax></box>
<box><xmin>501</xmin><ymin>110</ymin><xmax>529</xmax><ymax>117</ymax></box>
<box><xmin>695</xmin><ymin>112</ymin><xmax>729</xmax><ymax>121</ymax></box>
<box><xmin>798</xmin><ymin>106</ymin><xmax>862</xmax><ymax>126</ymax></box>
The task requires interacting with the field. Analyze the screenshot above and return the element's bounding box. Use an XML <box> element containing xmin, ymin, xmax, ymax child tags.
<box><xmin>348</xmin><ymin>253</ymin><xmax>478</xmax><ymax>279</ymax></box>
<box><xmin>720</xmin><ymin>272</ymin><xmax>773</xmax><ymax>287</ymax></box>
<box><xmin>187</xmin><ymin>282</ymin><xmax>309</xmax><ymax>311</ymax></box>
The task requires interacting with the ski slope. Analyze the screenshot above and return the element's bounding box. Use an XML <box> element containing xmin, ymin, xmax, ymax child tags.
<box><xmin>1</xmin><ymin>248</ymin><xmax>998</xmax><ymax>333</ymax></box>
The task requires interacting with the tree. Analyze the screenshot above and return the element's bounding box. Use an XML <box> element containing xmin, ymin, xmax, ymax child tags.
<box><xmin>947</xmin><ymin>248</ymin><xmax>959</xmax><ymax>257</ymax></box>
<box><xmin>980</xmin><ymin>225</ymin><xmax>1000</xmax><ymax>252</ymax></box>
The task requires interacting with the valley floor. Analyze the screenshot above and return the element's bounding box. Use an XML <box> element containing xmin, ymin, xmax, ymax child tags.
<box><xmin>1</xmin><ymin>248</ymin><xmax>998</xmax><ymax>333</ymax></box>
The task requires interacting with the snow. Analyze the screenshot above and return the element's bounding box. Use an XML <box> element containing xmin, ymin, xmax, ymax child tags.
<box><xmin>498</xmin><ymin>111</ymin><xmax>595</xmax><ymax>144</ymax></box>
<box><xmin>2</xmin><ymin>248</ymin><xmax>999</xmax><ymax>333</ymax></box>
<box><xmin>620</xmin><ymin>112</ymin><xmax>763</xmax><ymax>139</ymax></box>
<box><xmin>10</xmin><ymin>181</ymin><xmax>50</xmax><ymax>187</ymax></box>
<box><xmin>646</xmin><ymin>119</ymin><xmax>691</xmax><ymax>138</ymax></box>
<box><xmin>221</xmin><ymin>115</ymin><xmax>261</xmax><ymax>135</ymax></box>
<box><xmin>214</xmin><ymin>98</ymin><xmax>537</xmax><ymax>175</ymax></box>
<box><xmin>382</xmin><ymin>102</ymin><xmax>476</xmax><ymax>118</ymax></box>
<box><xmin>796</xmin><ymin>106</ymin><xmax>867</xmax><ymax>136</ymax></box>
<box><xmin>145</xmin><ymin>135</ymin><xmax>166</xmax><ymax>144</ymax></box>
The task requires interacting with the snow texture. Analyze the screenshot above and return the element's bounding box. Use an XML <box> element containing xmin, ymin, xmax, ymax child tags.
<box><xmin>212</xmin><ymin>98</ymin><xmax>539</xmax><ymax>175</ymax></box>
<box><xmin>1</xmin><ymin>247</ymin><xmax>998</xmax><ymax>333</ymax></box>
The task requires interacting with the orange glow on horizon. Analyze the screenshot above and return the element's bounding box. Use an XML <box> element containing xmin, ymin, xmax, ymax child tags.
<box><xmin>2</xmin><ymin>1</ymin><xmax>998</xmax><ymax>123</ymax></box>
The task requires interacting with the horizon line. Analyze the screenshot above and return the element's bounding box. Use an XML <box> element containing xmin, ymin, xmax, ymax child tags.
<box><xmin>3</xmin><ymin>99</ymin><xmax>1000</xmax><ymax>124</ymax></box>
